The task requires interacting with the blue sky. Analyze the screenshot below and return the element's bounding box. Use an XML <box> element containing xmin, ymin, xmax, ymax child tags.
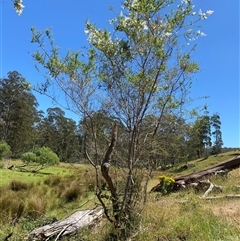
<box><xmin>0</xmin><ymin>0</ymin><xmax>239</xmax><ymax>147</ymax></box>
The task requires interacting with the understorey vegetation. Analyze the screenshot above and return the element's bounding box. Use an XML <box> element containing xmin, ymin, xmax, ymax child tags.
<box><xmin>0</xmin><ymin>151</ymin><xmax>240</xmax><ymax>240</ymax></box>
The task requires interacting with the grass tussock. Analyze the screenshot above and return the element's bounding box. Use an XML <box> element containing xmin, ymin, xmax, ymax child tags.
<box><xmin>43</xmin><ymin>172</ymin><xmax>95</xmax><ymax>202</ymax></box>
<box><xmin>44</xmin><ymin>175</ymin><xmax>62</xmax><ymax>186</ymax></box>
<box><xmin>61</xmin><ymin>183</ymin><xmax>85</xmax><ymax>202</ymax></box>
<box><xmin>9</xmin><ymin>179</ymin><xmax>33</xmax><ymax>191</ymax></box>
<box><xmin>0</xmin><ymin>190</ymin><xmax>25</xmax><ymax>223</ymax></box>
<box><xmin>26</xmin><ymin>197</ymin><xmax>47</xmax><ymax>219</ymax></box>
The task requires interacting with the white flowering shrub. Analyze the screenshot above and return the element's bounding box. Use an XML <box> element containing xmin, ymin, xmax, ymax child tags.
<box><xmin>30</xmin><ymin>0</ymin><xmax>214</xmax><ymax>239</ymax></box>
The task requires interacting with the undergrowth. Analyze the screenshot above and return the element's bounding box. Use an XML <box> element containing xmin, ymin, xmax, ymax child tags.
<box><xmin>0</xmin><ymin>152</ymin><xmax>240</xmax><ymax>240</ymax></box>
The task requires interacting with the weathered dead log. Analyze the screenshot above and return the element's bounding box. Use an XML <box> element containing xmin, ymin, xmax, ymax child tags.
<box><xmin>26</xmin><ymin>207</ymin><xmax>103</xmax><ymax>240</ymax></box>
<box><xmin>174</xmin><ymin>156</ymin><xmax>240</xmax><ymax>187</ymax></box>
<box><xmin>200</xmin><ymin>179</ymin><xmax>223</xmax><ymax>198</ymax></box>
<box><xmin>151</xmin><ymin>156</ymin><xmax>240</xmax><ymax>192</ymax></box>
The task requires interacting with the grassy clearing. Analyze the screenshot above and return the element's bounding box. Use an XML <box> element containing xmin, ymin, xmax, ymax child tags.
<box><xmin>0</xmin><ymin>160</ymin><xmax>90</xmax><ymax>186</ymax></box>
<box><xmin>0</xmin><ymin>152</ymin><xmax>240</xmax><ymax>240</ymax></box>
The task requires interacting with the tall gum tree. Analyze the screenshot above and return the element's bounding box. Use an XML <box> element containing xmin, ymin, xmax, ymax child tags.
<box><xmin>0</xmin><ymin>71</ymin><xmax>38</xmax><ymax>156</ymax></box>
<box><xmin>30</xmin><ymin>0</ymin><xmax>213</xmax><ymax>239</ymax></box>
<box><xmin>211</xmin><ymin>113</ymin><xmax>223</xmax><ymax>154</ymax></box>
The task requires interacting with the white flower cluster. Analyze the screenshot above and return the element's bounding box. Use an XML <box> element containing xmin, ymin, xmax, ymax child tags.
<box><xmin>122</xmin><ymin>0</ymin><xmax>139</xmax><ymax>10</ymax></box>
<box><xmin>118</xmin><ymin>12</ymin><xmax>149</xmax><ymax>31</ymax></box>
<box><xmin>185</xmin><ymin>28</ymin><xmax>206</xmax><ymax>45</ymax></box>
<box><xmin>180</xmin><ymin>0</ymin><xmax>190</xmax><ymax>4</ymax></box>
<box><xmin>131</xmin><ymin>0</ymin><xmax>139</xmax><ymax>8</ymax></box>
<box><xmin>196</xmin><ymin>30</ymin><xmax>206</xmax><ymax>37</ymax></box>
<box><xmin>198</xmin><ymin>9</ymin><xmax>214</xmax><ymax>20</ymax></box>
<box><xmin>14</xmin><ymin>0</ymin><xmax>25</xmax><ymax>15</ymax></box>
<box><xmin>85</xmin><ymin>21</ymin><xmax>119</xmax><ymax>55</ymax></box>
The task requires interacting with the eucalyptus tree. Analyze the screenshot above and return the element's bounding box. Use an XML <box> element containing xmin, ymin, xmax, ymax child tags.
<box><xmin>36</xmin><ymin>107</ymin><xmax>79</xmax><ymax>162</ymax></box>
<box><xmin>189</xmin><ymin>114</ymin><xmax>212</xmax><ymax>158</ymax></box>
<box><xmin>139</xmin><ymin>114</ymin><xmax>190</xmax><ymax>168</ymax></box>
<box><xmin>31</xmin><ymin>0</ymin><xmax>213</xmax><ymax>238</ymax></box>
<box><xmin>0</xmin><ymin>71</ymin><xmax>39</xmax><ymax>156</ymax></box>
<box><xmin>211</xmin><ymin>113</ymin><xmax>223</xmax><ymax>154</ymax></box>
<box><xmin>200</xmin><ymin>115</ymin><xmax>212</xmax><ymax>156</ymax></box>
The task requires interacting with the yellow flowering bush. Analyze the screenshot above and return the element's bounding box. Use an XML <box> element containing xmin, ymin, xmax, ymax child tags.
<box><xmin>158</xmin><ymin>175</ymin><xmax>175</xmax><ymax>195</ymax></box>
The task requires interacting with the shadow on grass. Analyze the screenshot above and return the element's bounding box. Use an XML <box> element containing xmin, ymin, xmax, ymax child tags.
<box><xmin>10</xmin><ymin>169</ymin><xmax>54</xmax><ymax>175</ymax></box>
<box><xmin>35</xmin><ymin>171</ymin><xmax>53</xmax><ymax>175</ymax></box>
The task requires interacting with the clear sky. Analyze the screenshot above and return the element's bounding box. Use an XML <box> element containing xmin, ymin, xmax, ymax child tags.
<box><xmin>0</xmin><ymin>0</ymin><xmax>239</xmax><ymax>147</ymax></box>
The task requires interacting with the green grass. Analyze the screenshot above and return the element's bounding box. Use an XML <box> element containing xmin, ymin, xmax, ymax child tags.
<box><xmin>0</xmin><ymin>152</ymin><xmax>240</xmax><ymax>240</ymax></box>
<box><xmin>0</xmin><ymin>161</ymin><xmax>99</xmax><ymax>240</ymax></box>
<box><xmin>0</xmin><ymin>160</ymin><xmax>89</xmax><ymax>186</ymax></box>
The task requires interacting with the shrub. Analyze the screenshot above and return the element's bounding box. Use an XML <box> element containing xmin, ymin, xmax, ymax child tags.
<box><xmin>158</xmin><ymin>175</ymin><xmax>175</xmax><ymax>195</ymax></box>
<box><xmin>34</xmin><ymin>147</ymin><xmax>60</xmax><ymax>166</ymax></box>
<box><xmin>21</xmin><ymin>147</ymin><xmax>60</xmax><ymax>170</ymax></box>
<box><xmin>21</xmin><ymin>152</ymin><xmax>37</xmax><ymax>164</ymax></box>
<box><xmin>0</xmin><ymin>141</ymin><xmax>11</xmax><ymax>160</ymax></box>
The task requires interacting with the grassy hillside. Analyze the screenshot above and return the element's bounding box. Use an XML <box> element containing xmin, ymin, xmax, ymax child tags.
<box><xmin>148</xmin><ymin>150</ymin><xmax>240</xmax><ymax>191</ymax></box>
<box><xmin>166</xmin><ymin>150</ymin><xmax>240</xmax><ymax>176</ymax></box>
<box><xmin>0</xmin><ymin>151</ymin><xmax>240</xmax><ymax>240</ymax></box>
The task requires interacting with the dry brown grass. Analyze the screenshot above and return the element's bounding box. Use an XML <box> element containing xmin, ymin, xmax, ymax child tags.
<box><xmin>9</xmin><ymin>179</ymin><xmax>33</xmax><ymax>191</ymax></box>
<box><xmin>209</xmin><ymin>199</ymin><xmax>240</xmax><ymax>226</ymax></box>
<box><xmin>26</xmin><ymin>196</ymin><xmax>48</xmax><ymax>219</ymax></box>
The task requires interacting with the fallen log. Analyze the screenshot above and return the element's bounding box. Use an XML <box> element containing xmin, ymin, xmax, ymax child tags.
<box><xmin>151</xmin><ymin>156</ymin><xmax>240</xmax><ymax>192</ymax></box>
<box><xmin>26</xmin><ymin>207</ymin><xmax>103</xmax><ymax>240</ymax></box>
<box><xmin>174</xmin><ymin>155</ymin><xmax>240</xmax><ymax>186</ymax></box>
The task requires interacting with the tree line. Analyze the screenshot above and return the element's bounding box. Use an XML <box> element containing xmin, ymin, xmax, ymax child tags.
<box><xmin>0</xmin><ymin>71</ymin><xmax>223</xmax><ymax>164</ymax></box>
